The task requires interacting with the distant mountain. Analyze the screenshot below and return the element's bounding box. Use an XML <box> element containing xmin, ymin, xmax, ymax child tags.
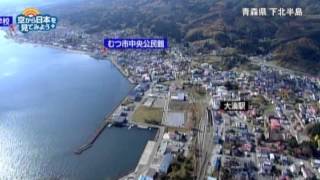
<box><xmin>46</xmin><ymin>0</ymin><xmax>320</xmax><ymax>76</ymax></box>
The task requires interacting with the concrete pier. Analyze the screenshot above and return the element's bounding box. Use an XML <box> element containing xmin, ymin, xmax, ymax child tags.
<box><xmin>74</xmin><ymin>121</ymin><xmax>109</xmax><ymax>155</ymax></box>
<box><xmin>120</xmin><ymin>126</ymin><xmax>165</xmax><ymax>180</ymax></box>
<box><xmin>74</xmin><ymin>93</ymin><xmax>129</xmax><ymax>155</ymax></box>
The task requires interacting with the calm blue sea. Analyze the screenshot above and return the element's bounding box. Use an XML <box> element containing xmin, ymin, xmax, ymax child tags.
<box><xmin>0</xmin><ymin>31</ymin><xmax>155</xmax><ymax>180</ymax></box>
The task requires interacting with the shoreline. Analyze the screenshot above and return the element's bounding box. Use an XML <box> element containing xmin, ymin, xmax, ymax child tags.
<box><xmin>6</xmin><ymin>34</ymin><xmax>135</xmax><ymax>84</ymax></box>
<box><xmin>45</xmin><ymin>42</ymin><xmax>135</xmax><ymax>84</ymax></box>
<box><xmin>7</xmin><ymin>35</ymin><xmax>162</xmax><ymax>178</ymax></box>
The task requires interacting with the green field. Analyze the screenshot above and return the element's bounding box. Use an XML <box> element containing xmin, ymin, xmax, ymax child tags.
<box><xmin>132</xmin><ymin>106</ymin><xmax>163</xmax><ymax>125</ymax></box>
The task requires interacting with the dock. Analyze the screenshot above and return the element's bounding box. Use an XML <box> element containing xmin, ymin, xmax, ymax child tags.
<box><xmin>137</xmin><ymin>141</ymin><xmax>156</xmax><ymax>168</ymax></box>
<box><xmin>74</xmin><ymin>58</ymin><xmax>154</xmax><ymax>155</ymax></box>
<box><xmin>74</xmin><ymin>93</ymin><xmax>129</xmax><ymax>155</ymax></box>
<box><xmin>119</xmin><ymin>141</ymin><xmax>156</xmax><ymax>180</ymax></box>
<box><xmin>120</xmin><ymin>126</ymin><xmax>164</xmax><ymax>180</ymax></box>
<box><xmin>74</xmin><ymin>83</ymin><xmax>145</xmax><ymax>154</ymax></box>
<box><xmin>74</xmin><ymin>121</ymin><xmax>110</xmax><ymax>155</ymax></box>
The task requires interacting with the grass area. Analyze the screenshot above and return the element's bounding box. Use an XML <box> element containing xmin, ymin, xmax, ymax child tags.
<box><xmin>132</xmin><ymin>106</ymin><xmax>163</xmax><ymax>125</ymax></box>
<box><xmin>169</xmin><ymin>100</ymin><xmax>190</xmax><ymax>111</ymax></box>
<box><xmin>251</xmin><ymin>95</ymin><xmax>275</xmax><ymax>116</ymax></box>
<box><xmin>264</xmin><ymin>104</ymin><xmax>276</xmax><ymax>116</ymax></box>
<box><xmin>187</xmin><ymin>87</ymin><xmax>207</xmax><ymax>100</ymax></box>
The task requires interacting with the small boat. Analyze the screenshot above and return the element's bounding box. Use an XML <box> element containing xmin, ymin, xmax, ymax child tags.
<box><xmin>107</xmin><ymin>123</ymin><xmax>112</xmax><ymax>128</ymax></box>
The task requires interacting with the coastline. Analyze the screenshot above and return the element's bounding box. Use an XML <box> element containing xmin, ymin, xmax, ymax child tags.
<box><xmin>6</xmin><ymin>35</ymin><xmax>162</xmax><ymax>179</ymax></box>
<box><xmin>0</xmin><ymin>33</ymin><xmax>161</xmax><ymax>179</ymax></box>
<box><xmin>6</xmin><ymin>34</ymin><xmax>135</xmax><ymax>84</ymax></box>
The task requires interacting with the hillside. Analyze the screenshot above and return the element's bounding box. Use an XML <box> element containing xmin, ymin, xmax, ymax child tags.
<box><xmin>46</xmin><ymin>0</ymin><xmax>320</xmax><ymax>76</ymax></box>
<box><xmin>274</xmin><ymin>38</ymin><xmax>320</xmax><ymax>75</ymax></box>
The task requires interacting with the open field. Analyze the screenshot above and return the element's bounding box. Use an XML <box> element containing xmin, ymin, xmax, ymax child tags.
<box><xmin>132</xmin><ymin>106</ymin><xmax>163</xmax><ymax>125</ymax></box>
<box><xmin>169</xmin><ymin>100</ymin><xmax>190</xmax><ymax>111</ymax></box>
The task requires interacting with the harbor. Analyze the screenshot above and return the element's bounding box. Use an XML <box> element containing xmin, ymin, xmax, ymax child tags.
<box><xmin>0</xmin><ymin>31</ymin><xmax>157</xmax><ymax>180</ymax></box>
<box><xmin>74</xmin><ymin>82</ymin><xmax>160</xmax><ymax>155</ymax></box>
<box><xmin>120</xmin><ymin>126</ymin><xmax>165</xmax><ymax>180</ymax></box>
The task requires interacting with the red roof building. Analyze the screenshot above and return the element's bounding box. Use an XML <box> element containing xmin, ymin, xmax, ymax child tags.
<box><xmin>270</xmin><ymin>118</ymin><xmax>281</xmax><ymax>131</ymax></box>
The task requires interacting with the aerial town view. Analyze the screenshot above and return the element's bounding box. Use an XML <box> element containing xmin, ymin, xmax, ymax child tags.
<box><xmin>0</xmin><ymin>0</ymin><xmax>320</xmax><ymax>180</ymax></box>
